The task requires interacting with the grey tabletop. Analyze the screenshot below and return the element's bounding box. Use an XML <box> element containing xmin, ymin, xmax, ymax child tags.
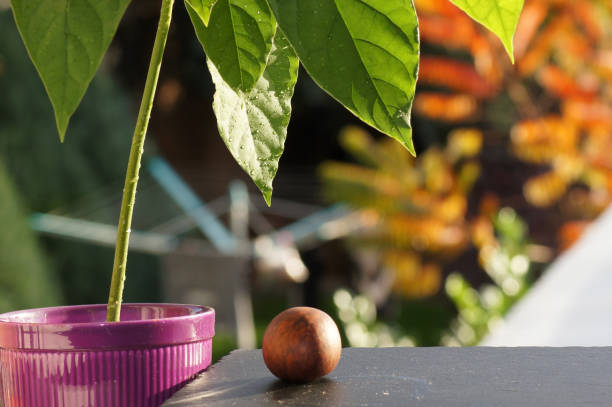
<box><xmin>163</xmin><ymin>347</ymin><xmax>612</xmax><ymax>406</ymax></box>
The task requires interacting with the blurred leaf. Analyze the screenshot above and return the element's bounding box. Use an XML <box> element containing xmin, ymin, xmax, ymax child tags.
<box><xmin>517</xmin><ymin>15</ymin><xmax>570</xmax><ymax>76</ymax></box>
<box><xmin>10</xmin><ymin>0</ymin><xmax>131</xmax><ymax>140</ymax></box>
<box><xmin>422</xmin><ymin>148</ymin><xmax>453</xmax><ymax>194</ymax></box>
<box><xmin>571</xmin><ymin>1</ymin><xmax>602</xmax><ymax>42</ymax></box>
<box><xmin>418</xmin><ymin>14</ymin><xmax>478</xmax><ymax>51</ymax></box>
<box><xmin>386</xmin><ymin>216</ymin><xmax>468</xmax><ymax>253</ymax></box>
<box><xmin>513</xmin><ymin>1</ymin><xmax>548</xmax><ymax>59</ymax></box>
<box><xmin>414</xmin><ymin>0</ymin><xmax>462</xmax><ymax>17</ymax></box>
<box><xmin>338</xmin><ymin>126</ymin><xmax>382</xmax><ymax>168</ymax></box>
<box><xmin>185</xmin><ymin>0</ymin><xmax>218</xmax><ymax>26</ymax></box>
<box><xmin>471</xmin><ymin>215</ymin><xmax>495</xmax><ymax>248</ymax></box>
<box><xmin>537</xmin><ymin>65</ymin><xmax>597</xmax><ymax>101</ymax></box>
<box><xmin>446</xmin><ymin>128</ymin><xmax>483</xmax><ymax>159</ymax></box>
<box><xmin>494</xmin><ymin>207</ymin><xmax>527</xmax><ymax>248</ymax></box>
<box><xmin>511</xmin><ymin>117</ymin><xmax>577</xmax><ymax>164</ymax></box>
<box><xmin>268</xmin><ymin>0</ymin><xmax>420</xmax><ymax>154</ymax></box>
<box><xmin>435</xmin><ymin>193</ymin><xmax>468</xmax><ymax>222</ymax></box>
<box><xmin>563</xmin><ymin>100</ymin><xmax>612</xmax><ymax>130</ymax></box>
<box><xmin>0</xmin><ymin>160</ymin><xmax>63</xmax><ymax>312</ymax></box>
<box><xmin>385</xmin><ymin>251</ymin><xmax>441</xmax><ymax>298</ymax></box>
<box><xmin>186</xmin><ymin>0</ymin><xmax>276</xmax><ymax>92</ymax></box>
<box><xmin>320</xmin><ymin>162</ymin><xmax>407</xmax><ymax>208</ymax></box>
<box><xmin>414</xmin><ymin>93</ymin><xmax>478</xmax><ymax>122</ymax></box>
<box><xmin>449</xmin><ymin>0</ymin><xmax>524</xmax><ymax>63</ymax></box>
<box><xmin>558</xmin><ymin>220</ymin><xmax>589</xmax><ymax>251</ymax></box>
<box><xmin>523</xmin><ymin>171</ymin><xmax>567</xmax><ymax>207</ymax></box>
<box><xmin>457</xmin><ymin>161</ymin><xmax>481</xmax><ymax>193</ymax></box>
<box><xmin>207</xmin><ymin>31</ymin><xmax>298</xmax><ymax>204</ymax></box>
<box><xmin>419</xmin><ymin>57</ymin><xmax>495</xmax><ymax>98</ymax></box>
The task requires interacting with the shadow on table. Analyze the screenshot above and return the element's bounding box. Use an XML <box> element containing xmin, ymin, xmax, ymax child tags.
<box><xmin>266</xmin><ymin>378</ymin><xmax>342</xmax><ymax>405</ymax></box>
<box><xmin>167</xmin><ymin>376</ymin><xmax>343</xmax><ymax>406</ymax></box>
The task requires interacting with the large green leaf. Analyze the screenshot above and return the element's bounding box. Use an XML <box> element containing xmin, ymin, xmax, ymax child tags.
<box><xmin>208</xmin><ymin>31</ymin><xmax>298</xmax><ymax>205</ymax></box>
<box><xmin>10</xmin><ymin>0</ymin><xmax>131</xmax><ymax>141</ymax></box>
<box><xmin>185</xmin><ymin>0</ymin><xmax>218</xmax><ymax>26</ymax></box>
<box><xmin>267</xmin><ymin>0</ymin><xmax>419</xmax><ymax>155</ymax></box>
<box><xmin>186</xmin><ymin>0</ymin><xmax>276</xmax><ymax>92</ymax></box>
<box><xmin>449</xmin><ymin>0</ymin><xmax>524</xmax><ymax>63</ymax></box>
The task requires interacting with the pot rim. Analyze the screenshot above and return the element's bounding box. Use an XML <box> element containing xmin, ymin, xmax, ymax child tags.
<box><xmin>0</xmin><ymin>303</ymin><xmax>215</xmax><ymax>351</ymax></box>
<box><xmin>0</xmin><ymin>303</ymin><xmax>213</xmax><ymax>327</ymax></box>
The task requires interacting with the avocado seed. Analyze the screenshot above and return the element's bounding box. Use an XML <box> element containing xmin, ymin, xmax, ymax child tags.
<box><xmin>262</xmin><ymin>306</ymin><xmax>342</xmax><ymax>383</ymax></box>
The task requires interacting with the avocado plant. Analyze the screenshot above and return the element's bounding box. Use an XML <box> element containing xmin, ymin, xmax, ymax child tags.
<box><xmin>7</xmin><ymin>0</ymin><xmax>524</xmax><ymax>322</ymax></box>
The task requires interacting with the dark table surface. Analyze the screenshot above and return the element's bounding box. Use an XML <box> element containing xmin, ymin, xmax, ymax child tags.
<box><xmin>163</xmin><ymin>347</ymin><xmax>612</xmax><ymax>406</ymax></box>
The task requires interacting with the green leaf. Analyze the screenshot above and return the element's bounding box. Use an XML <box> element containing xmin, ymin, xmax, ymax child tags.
<box><xmin>185</xmin><ymin>0</ymin><xmax>218</xmax><ymax>26</ymax></box>
<box><xmin>10</xmin><ymin>0</ymin><xmax>131</xmax><ymax>141</ymax></box>
<box><xmin>208</xmin><ymin>31</ymin><xmax>298</xmax><ymax>205</ymax></box>
<box><xmin>186</xmin><ymin>0</ymin><xmax>276</xmax><ymax>92</ymax></box>
<box><xmin>267</xmin><ymin>0</ymin><xmax>419</xmax><ymax>155</ymax></box>
<box><xmin>449</xmin><ymin>0</ymin><xmax>524</xmax><ymax>63</ymax></box>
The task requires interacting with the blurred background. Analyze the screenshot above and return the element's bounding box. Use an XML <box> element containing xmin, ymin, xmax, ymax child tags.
<box><xmin>1</xmin><ymin>0</ymin><xmax>612</xmax><ymax>360</ymax></box>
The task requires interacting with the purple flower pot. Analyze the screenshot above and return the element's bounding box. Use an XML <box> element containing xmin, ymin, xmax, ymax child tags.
<box><xmin>0</xmin><ymin>303</ymin><xmax>214</xmax><ymax>407</ymax></box>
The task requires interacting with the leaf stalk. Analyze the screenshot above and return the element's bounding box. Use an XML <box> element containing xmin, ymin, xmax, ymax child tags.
<box><xmin>106</xmin><ymin>0</ymin><xmax>175</xmax><ymax>322</ymax></box>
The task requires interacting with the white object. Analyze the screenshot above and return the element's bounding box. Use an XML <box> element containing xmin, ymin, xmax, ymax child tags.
<box><xmin>482</xmin><ymin>204</ymin><xmax>612</xmax><ymax>346</ymax></box>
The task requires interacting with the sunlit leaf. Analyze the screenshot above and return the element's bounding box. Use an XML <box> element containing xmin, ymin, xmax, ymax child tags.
<box><xmin>208</xmin><ymin>31</ymin><xmax>298</xmax><ymax>204</ymax></box>
<box><xmin>268</xmin><ymin>0</ymin><xmax>420</xmax><ymax>155</ymax></box>
<box><xmin>185</xmin><ymin>0</ymin><xmax>218</xmax><ymax>26</ymax></box>
<box><xmin>449</xmin><ymin>0</ymin><xmax>524</xmax><ymax>63</ymax></box>
<box><xmin>186</xmin><ymin>0</ymin><xmax>276</xmax><ymax>92</ymax></box>
<box><xmin>10</xmin><ymin>0</ymin><xmax>131</xmax><ymax>140</ymax></box>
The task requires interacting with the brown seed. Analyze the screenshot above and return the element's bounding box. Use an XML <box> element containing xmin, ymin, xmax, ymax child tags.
<box><xmin>262</xmin><ymin>307</ymin><xmax>342</xmax><ymax>383</ymax></box>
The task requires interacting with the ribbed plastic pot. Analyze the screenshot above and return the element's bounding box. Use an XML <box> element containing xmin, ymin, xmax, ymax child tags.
<box><xmin>0</xmin><ymin>303</ymin><xmax>215</xmax><ymax>407</ymax></box>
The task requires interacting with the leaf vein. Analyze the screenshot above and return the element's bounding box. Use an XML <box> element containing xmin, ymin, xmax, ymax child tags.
<box><xmin>354</xmin><ymin>37</ymin><xmax>412</xmax><ymax>78</ymax></box>
<box><xmin>334</xmin><ymin>0</ymin><xmax>406</xmax><ymax>137</ymax></box>
<box><xmin>226</xmin><ymin>0</ymin><xmax>245</xmax><ymax>88</ymax></box>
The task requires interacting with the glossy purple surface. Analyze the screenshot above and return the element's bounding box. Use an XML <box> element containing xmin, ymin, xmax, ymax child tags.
<box><xmin>0</xmin><ymin>304</ymin><xmax>215</xmax><ymax>406</ymax></box>
<box><xmin>0</xmin><ymin>303</ymin><xmax>215</xmax><ymax>350</ymax></box>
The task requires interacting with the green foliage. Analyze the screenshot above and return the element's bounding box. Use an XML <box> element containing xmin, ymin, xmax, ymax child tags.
<box><xmin>320</xmin><ymin>126</ymin><xmax>483</xmax><ymax>298</ymax></box>
<box><xmin>333</xmin><ymin>289</ymin><xmax>416</xmax><ymax>347</ymax></box>
<box><xmin>185</xmin><ymin>0</ymin><xmax>218</xmax><ymax>26</ymax></box>
<box><xmin>9</xmin><ymin>0</ymin><xmax>131</xmax><ymax>141</ymax></box>
<box><xmin>0</xmin><ymin>159</ymin><xmax>63</xmax><ymax>312</ymax></box>
<box><xmin>444</xmin><ymin>208</ymin><xmax>532</xmax><ymax>346</ymax></box>
<box><xmin>4</xmin><ymin>0</ymin><xmax>525</xmax><ymax>314</ymax></box>
<box><xmin>8</xmin><ymin>0</ymin><xmax>524</xmax><ymax>203</ymax></box>
<box><xmin>0</xmin><ymin>11</ymin><xmax>143</xmax><ymax>306</ymax></box>
<box><xmin>207</xmin><ymin>31</ymin><xmax>298</xmax><ymax>204</ymax></box>
<box><xmin>212</xmin><ymin>332</ymin><xmax>237</xmax><ymax>363</ymax></box>
<box><xmin>268</xmin><ymin>0</ymin><xmax>419</xmax><ymax>155</ymax></box>
<box><xmin>187</xmin><ymin>0</ymin><xmax>276</xmax><ymax>92</ymax></box>
<box><xmin>0</xmin><ymin>12</ymin><xmax>132</xmax><ymax>212</ymax></box>
<box><xmin>449</xmin><ymin>0</ymin><xmax>524</xmax><ymax>62</ymax></box>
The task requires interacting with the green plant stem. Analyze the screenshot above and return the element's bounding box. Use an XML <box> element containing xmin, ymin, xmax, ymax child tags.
<box><xmin>106</xmin><ymin>0</ymin><xmax>175</xmax><ymax>322</ymax></box>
